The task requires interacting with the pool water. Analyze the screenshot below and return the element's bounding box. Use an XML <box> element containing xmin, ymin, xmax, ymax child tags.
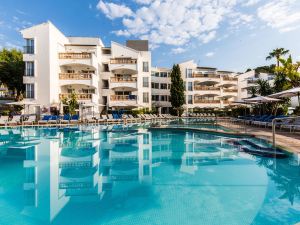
<box><xmin>0</xmin><ymin>125</ymin><xmax>299</xmax><ymax>225</ymax></box>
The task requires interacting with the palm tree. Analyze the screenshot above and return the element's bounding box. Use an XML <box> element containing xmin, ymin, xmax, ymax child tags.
<box><xmin>266</xmin><ymin>48</ymin><xmax>290</xmax><ymax>67</ymax></box>
<box><xmin>249</xmin><ymin>86</ymin><xmax>257</xmax><ymax>97</ymax></box>
<box><xmin>256</xmin><ymin>79</ymin><xmax>272</xmax><ymax>96</ymax></box>
<box><xmin>276</xmin><ymin>55</ymin><xmax>300</xmax><ymax>105</ymax></box>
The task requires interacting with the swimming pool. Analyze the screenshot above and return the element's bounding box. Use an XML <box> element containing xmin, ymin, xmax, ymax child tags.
<box><xmin>0</xmin><ymin>125</ymin><xmax>299</xmax><ymax>225</ymax></box>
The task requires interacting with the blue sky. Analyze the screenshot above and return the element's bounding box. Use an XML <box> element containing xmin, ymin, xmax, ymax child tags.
<box><xmin>1</xmin><ymin>0</ymin><xmax>300</xmax><ymax>72</ymax></box>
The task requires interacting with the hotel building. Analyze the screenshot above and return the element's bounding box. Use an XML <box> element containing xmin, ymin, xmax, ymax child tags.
<box><xmin>20</xmin><ymin>21</ymin><xmax>276</xmax><ymax>115</ymax></box>
<box><xmin>20</xmin><ymin>21</ymin><xmax>151</xmax><ymax>114</ymax></box>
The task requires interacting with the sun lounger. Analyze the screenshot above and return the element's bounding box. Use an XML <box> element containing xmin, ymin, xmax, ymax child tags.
<box><xmin>60</xmin><ymin>114</ymin><xmax>71</xmax><ymax>124</ymax></box>
<box><xmin>107</xmin><ymin>114</ymin><xmax>119</xmax><ymax>123</ymax></box>
<box><xmin>48</xmin><ymin>115</ymin><xmax>59</xmax><ymax>125</ymax></box>
<box><xmin>0</xmin><ymin>116</ymin><xmax>9</xmax><ymax>126</ymax></box>
<box><xmin>7</xmin><ymin>115</ymin><xmax>22</xmax><ymax>126</ymax></box>
<box><xmin>85</xmin><ymin>114</ymin><xmax>97</xmax><ymax>124</ymax></box>
<box><xmin>38</xmin><ymin>115</ymin><xmax>51</xmax><ymax>125</ymax></box>
<box><xmin>22</xmin><ymin>115</ymin><xmax>36</xmax><ymax>125</ymax></box>
<box><xmin>70</xmin><ymin>115</ymin><xmax>79</xmax><ymax>124</ymax></box>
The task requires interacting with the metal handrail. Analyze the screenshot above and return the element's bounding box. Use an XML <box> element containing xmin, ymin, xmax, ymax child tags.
<box><xmin>272</xmin><ymin>116</ymin><xmax>300</xmax><ymax>147</ymax></box>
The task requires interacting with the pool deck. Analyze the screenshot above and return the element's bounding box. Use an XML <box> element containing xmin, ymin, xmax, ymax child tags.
<box><xmin>220</xmin><ymin>121</ymin><xmax>300</xmax><ymax>154</ymax></box>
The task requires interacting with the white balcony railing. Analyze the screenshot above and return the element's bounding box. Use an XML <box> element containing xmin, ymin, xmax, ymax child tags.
<box><xmin>59</xmin><ymin>93</ymin><xmax>92</xmax><ymax>100</ymax></box>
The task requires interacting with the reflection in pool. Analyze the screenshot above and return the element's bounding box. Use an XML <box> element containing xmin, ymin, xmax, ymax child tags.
<box><xmin>0</xmin><ymin>125</ymin><xmax>299</xmax><ymax>225</ymax></box>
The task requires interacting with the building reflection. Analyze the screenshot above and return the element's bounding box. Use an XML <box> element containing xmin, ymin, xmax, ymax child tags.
<box><xmin>0</xmin><ymin>126</ymin><xmax>299</xmax><ymax>224</ymax></box>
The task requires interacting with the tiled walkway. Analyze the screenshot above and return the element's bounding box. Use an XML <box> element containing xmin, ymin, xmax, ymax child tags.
<box><xmin>220</xmin><ymin>121</ymin><xmax>300</xmax><ymax>154</ymax></box>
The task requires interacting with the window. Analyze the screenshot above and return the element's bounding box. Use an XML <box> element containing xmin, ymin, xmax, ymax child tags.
<box><xmin>143</xmin><ymin>77</ymin><xmax>149</xmax><ymax>87</ymax></box>
<box><xmin>143</xmin><ymin>149</ymin><xmax>149</xmax><ymax>160</ymax></box>
<box><xmin>143</xmin><ymin>92</ymin><xmax>149</xmax><ymax>103</ymax></box>
<box><xmin>188</xmin><ymin>95</ymin><xmax>193</xmax><ymax>104</ymax></box>
<box><xmin>168</xmin><ymin>84</ymin><xmax>171</xmax><ymax>89</ymax></box>
<box><xmin>143</xmin><ymin>134</ymin><xmax>149</xmax><ymax>144</ymax></box>
<box><xmin>160</xmin><ymin>72</ymin><xmax>167</xmax><ymax>77</ymax></box>
<box><xmin>26</xmin><ymin>146</ymin><xmax>35</xmax><ymax>160</ymax></box>
<box><xmin>103</xmin><ymin>64</ymin><xmax>109</xmax><ymax>72</ymax></box>
<box><xmin>160</xmin><ymin>83</ymin><xmax>168</xmax><ymax>89</ymax></box>
<box><xmin>152</xmin><ymin>95</ymin><xmax>159</xmax><ymax>101</ymax></box>
<box><xmin>143</xmin><ymin>62</ymin><xmax>149</xmax><ymax>72</ymax></box>
<box><xmin>188</xmin><ymin>82</ymin><xmax>193</xmax><ymax>91</ymax></box>
<box><xmin>143</xmin><ymin>165</ymin><xmax>150</xmax><ymax>176</ymax></box>
<box><xmin>160</xmin><ymin>95</ymin><xmax>168</xmax><ymax>101</ymax></box>
<box><xmin>24</xmin><ymin>39</ymin><xmax>34</xmax><ymax>54</ymax></box>
<box><xmin>25</xmin><ymin>62</ymin><xmax>34</xmax><ymax>77</ymax></box>
<box><xmin>186</xmin><ymin>69</ymin><xmax>193</xmax><ymax>78</ymax></box>
<box><xmin>152</xmin><ymin>83</ymin><xmax>159</xmax><ymax>89</ymax></box>
<box><xmin>25</xmin><ymin>84</ymin><xmax>34</xmax><ymax>99</ymax></box>
<box><xmin>25</xmin><ymin>167</ymin><xmax>35</xmax><ymax>183</ymax></box>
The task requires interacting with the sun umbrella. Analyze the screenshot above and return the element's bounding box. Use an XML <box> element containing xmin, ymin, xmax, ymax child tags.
<box><xmin>6</xmin><ymin>100</ymin><xmax>40</xmax><ymax>114</ymax></box>
<box><xmin>269</xmin><ymin>87</ymin><xmax>300</xmax><ymax>98</ymax></box>
<box><xmin>244</xmin><ymin>96</ymin><xmax>281</xmax><ymax>103</ymax></box>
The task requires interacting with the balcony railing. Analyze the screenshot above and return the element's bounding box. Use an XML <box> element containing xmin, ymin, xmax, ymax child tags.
<box><xmin>59</xmin><ymin>53</ymin><xmax>92</xmax><ymax>59</ymax></box>
<box><xmin>223</xmin><ymin>89</ymin><xmax>238</xmax><ymax>93</ymax></box>
<box><xmin>110</xmin><ymin>77</ymin><xmax>137</xmax><ymax>83</ymax></box>
<box><xmin>59</xmin><ymin>93</ymin><xmax>92</xmax><ymax>100</ymax></box>
<box><xmin>110</xmin><ymin>95</ymin><xmax>137</xmax><ymax>101</ymax></box>
<box><xmin>23</xmin><ymin>46</ymin><xmax>34</xmax><ymax>54</ymax></box>
<box><xmin>59</xmin><ymin>73</ymin><xmax>92</xmax><ymax>80</ymax></box>
<box><xmin>194</xmin><ymin>100</ymin><xmax>220</xmax><ymax>104</ymax></box>
<box><xmin>110</xmin><ymin>58</ymin><xmax>137</xmax><ymax>64</ymax></box>
<box><xmin>193</xmin><ymin>73</ymin><xmax>220</xmax><ymax>79</ymax></box>
<box><xmin>194</xmin><ymin>86</ymin><xmax>220</xmax><ymax>91</ymax></box>
<box><xmin>223</xmin><ymin>77</ymin><xmax>238</xmax><ymax>81</ymax></box>
<box><xmin>223</xmin><ymin>100</ymin><xmax>233</xmax><ymax>104</ymax></box>
<box><xmin>247</xmin><ymin>80</ymin><xmax>257</xmax><ymax>84</ymax></box>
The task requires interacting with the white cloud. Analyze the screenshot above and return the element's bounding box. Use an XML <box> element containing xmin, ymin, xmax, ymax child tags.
<box><xmin>135</xmin><ymin>0</ymin><xmax>152</xmax><ymax>4</ymax></box>
<box><xmin>257</xmin><ymin>0</ymin><xmax>300</xmax><ymax>32</ymax></box>
<box><xmin>96</xmin><ymin>1</ymin><xmax>133</xmax><ymax>20</ymax></box>
<box><xmin>171</xmin><ymin>47</ymin><xmax>186</xmax><ymax>54</ymax></box>
<box><xmin>243</xmin><ymin>0</ymin><xmax>261</xmax><ymax>7</ymax></box>
<box><xmin>96</xmin><ymin>0</ymin><xmax>253</xmax><ymax>48</ymax></box>
<box><xmin>205</xmin><ymin>52</ymin><xmax>215</xmax><ymax>57</ymax></box>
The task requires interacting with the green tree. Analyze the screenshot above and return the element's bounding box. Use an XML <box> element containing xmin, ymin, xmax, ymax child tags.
<box><xmin>170</xmin><ymin>64</ymin><xmax>185</xmax><ymax>116</ymax></box>
<box><xmin>276</xmin><ymin>55</ymin><xmax>300</xmax><ymax>105</ymax></box>
<box><xmin>249</xmin><ymin>86</ymin><xmax>257</xmax><ymax>97</ymax></box>
<box><xmin>266</xmin><ymin>48</ymin><xmax>289</xmax><ymax>67</ymax></box>
<box><xmin>256</xmin><ymin>79</ymin><xmax>273</xmax><ymax>96</ymax></box>
<box><xmin>0</xmin><ymin>48</ymin><xmax>24</xmax><ymax>96</ymax></box>
<box><xmin>61</xmin><ymin>92</ymin><xmax>79</xmax><ymax>116</ymax></box>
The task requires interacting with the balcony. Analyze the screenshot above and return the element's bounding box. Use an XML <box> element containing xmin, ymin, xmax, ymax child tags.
<box><xmin>194</xmin><ymin>99</ymin><xmax>220</xmax><ymax>104</ymax></box>
<box><xmin>59</xmin><ymin>52</ymin><xmax>97</xmax><ymax>68</ymax></box>
<box><xmin>59</xmin><ymin>93</ymin><xmax>92</xmax><ymax>100</ymax></box>
<box><xmin>59</xmin><ymin>73</ymin><xmax>92</xmax><ymax>80</ymax></box>
<box><xmin>59</xmin><ymin>73</ymin><xmax>98</xmax><ymax>88</ymax></box>
<box><xmin>110</xmin><ymin>77</ymin><xmax>137</xmax><ymax>90</ymax></box>
<box><xmin>223</xmin><ymin>100</ymin><xmax>234</xmax><ymax>105</ymax></box>
<box><xmin>110</xmin><ymin>95</ymin><xmax>137</xmax><ymax>101</ymax></box>
<box><xmin>193</xmin><ymin>86</ymin><xmax>220</xmax><ymax>95</ymax></box>
<box><xmin>23</xmin><ymin>46</ymin><xmax>34</xmax><ymax>54</ymax></box>
<box><xmin>193</xmin><ymin>73</ymin><xmax>220</xmax><ymax>79</ymax></box>
<box><xmin>223</xmin><ymin>77</ymin><xmax>238</xmax><ymax>81</ymax></box>
<box><xmin>194</xmin><ymin>86</ymin><xmax>220</xmax><ymax>91</ymax></box>
<box><xmin>109</xmin><ymin>58</ymin><xmax>138</xmax><ymax>73</ymax></box>
<box><xmin>192</xmin><ymin>74</ymin><xmax>220</xmax><ymax>85</ymax></box>
<box><xmin>59</xmin><ymin>53</ymin><xmax>92</xmax><ymax>59</ymax></box>
<box><xmin>223</xmin><ymin>89</ymin><xmax>238</xmax><ymax>93</ymax></box>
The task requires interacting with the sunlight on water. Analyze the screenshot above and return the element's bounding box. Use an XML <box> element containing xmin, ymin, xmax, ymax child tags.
<box><xmin>0</xmin><ymin>124</ymin><xmax>299</xmax><ymax>225</ymax></box>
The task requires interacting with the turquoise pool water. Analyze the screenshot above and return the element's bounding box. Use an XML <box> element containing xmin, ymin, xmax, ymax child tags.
<box><xmin>0</xmin><ymin>125</ymin><xmax>299</xmax><ymax>225</ymax></box>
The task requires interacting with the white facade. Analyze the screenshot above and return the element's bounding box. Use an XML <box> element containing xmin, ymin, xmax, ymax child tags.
<box><xmin>21</xmin><ymin>21</ymin><xmax>151</xmax><ymax>114</ymax></box>
<box><xmin>237</xmin><ymin>70</ymin><xmax>275</xmax><ymax>100</ymax></box>
<box><xmin>179</xmin><ymin>60</ymin><xmax>239</xmax><ymax>110</ymax></box>
<box><xmin>21</xmin><ymin>21</ymin><xmax>280</xmax><ymax>115</ymax></box>
<box><xmin>151</xmin><ymin>67</ymin><xmax>172</xmax><ymax>113</ymax></box>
